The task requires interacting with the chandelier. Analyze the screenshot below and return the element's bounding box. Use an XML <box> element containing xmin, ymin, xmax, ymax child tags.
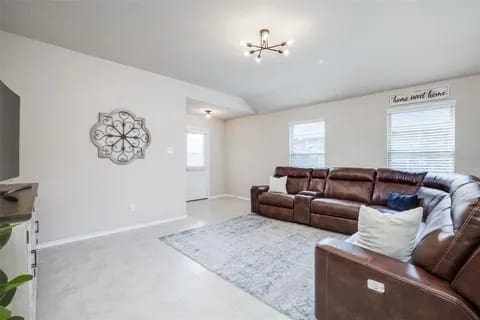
<box><xmin>242</xmin><ymin>29</ymin><xmax>292</xmax><ymax>63</ymax></box>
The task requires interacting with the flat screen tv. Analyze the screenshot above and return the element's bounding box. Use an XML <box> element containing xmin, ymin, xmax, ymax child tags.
<box><xmin>0</xmin><ymin>81</ymin><xmax>20</xmax><ymax>181</ymax></box>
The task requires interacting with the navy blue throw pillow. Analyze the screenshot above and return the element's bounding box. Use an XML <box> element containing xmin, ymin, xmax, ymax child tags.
<box><xmin>387</xmin><ymin>192</ymin><xmax>420</xmax><ymax>211</ymax></box>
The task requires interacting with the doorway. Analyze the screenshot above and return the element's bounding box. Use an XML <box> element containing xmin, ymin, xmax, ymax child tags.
<box><xmin>186</xmin><ymin>127</ymin><xmax>209</xmax><ymax>201</ymax></box>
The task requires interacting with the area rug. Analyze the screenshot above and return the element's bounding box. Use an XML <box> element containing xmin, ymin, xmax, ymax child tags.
<box><xmin>160</xmin><ymin>214</ymin><xmax>347</xmax><ymax>320</ymax></box>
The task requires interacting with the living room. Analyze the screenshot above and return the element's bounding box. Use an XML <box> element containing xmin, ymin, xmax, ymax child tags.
<box><xmin>0</xmin><ymin>1</ymin><xmax>479</xmax><ymax>320</ymax></box>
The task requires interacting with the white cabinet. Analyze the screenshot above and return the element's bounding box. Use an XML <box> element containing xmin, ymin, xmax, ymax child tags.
<box><xmin>0</xmin><ymin>211</ymin><xmax>38</xmax><ymax>320</ymax></box>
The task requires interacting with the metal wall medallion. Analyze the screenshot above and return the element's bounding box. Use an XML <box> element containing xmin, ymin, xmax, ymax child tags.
<box><xmin>90</xmin><ymin>109</ymin><xmax>151</xmax><ymax>164</ymax></box>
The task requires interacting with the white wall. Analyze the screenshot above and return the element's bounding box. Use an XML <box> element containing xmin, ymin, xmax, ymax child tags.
<box><xmin>0</xmin><ymin>31</ymin><xmax>248</xmax><ymax>243</ymax></box>
<box><xmin>1</xmin><ymin>29</ymin><xmax>479</xmax><ymax>242</ymax></box>
<box><xmin>186</xmin><ymin>114</ymin><xmax>226</xmax><ymax>196</ymax></box>
<box><xmin>226</xmin><ymin>75</ymin><xmax>480</xmax><ymax>198</ymax></box>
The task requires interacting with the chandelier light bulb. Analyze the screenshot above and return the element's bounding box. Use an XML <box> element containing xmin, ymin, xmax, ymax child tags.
<box><xmin>287</xmin><ymin>39</ymin><xmax>294</xmax><ymax>46</ymax></box>
<box><xmin>255</xmin><ymin>56</ymin><xmax>262</xmax><ymax>64</ymax></box>
<box><xmin>282</xmin><ymin>49</ymin><xmax>290</xmax><ymax>56</ymax></box>
<box><xmin>244</xmin><ymin>50</ymin><xmax>250</xmax><ymax>57</ymax></box>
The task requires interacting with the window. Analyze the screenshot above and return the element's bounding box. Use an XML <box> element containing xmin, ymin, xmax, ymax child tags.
<box><xmin>387</xmin><ymin>102</ymin><xmax>455</xmax><ymax>173</ymax></box>
<box><xmin>186</xmin><ymin>132</ymin><xmax>205</xmax><ymax>169</ymax></box>
<box><xmin>289</xmin><ymin>120</ymin><xmax>325</xmax><ymax>168</ymax></box>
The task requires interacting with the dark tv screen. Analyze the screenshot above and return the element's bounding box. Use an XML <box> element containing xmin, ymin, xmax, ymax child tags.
<box><xmin>0</xmin><ymin>81</ymin><xmax>20</xmax><ymax>181</ymax></box>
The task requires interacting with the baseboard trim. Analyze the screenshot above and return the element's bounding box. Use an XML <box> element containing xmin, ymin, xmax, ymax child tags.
<box><xmin>209</xmin><ymin>194</ymin><xmax>250</xmax><ymax>201</ymax></box>
<box><xmin>208</xmin><ymin>194</ymin><xmax>234</xmax><ymax>199</ymax></box>
<box><xmin>38</xmin><ymin>215</ymin><xmax>187</xmax><ymax>249</ymax></box>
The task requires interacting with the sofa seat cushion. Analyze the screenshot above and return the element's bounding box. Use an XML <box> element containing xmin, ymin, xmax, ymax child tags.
<box><xmin>258</xmin><ymin>192</ymin><xmax>295</xmax><ymax>208</ymax></box>
<box><xmin>311</xmin><ymin>198</ymin><xmax>362</xmax><ymax>220</ymax></box>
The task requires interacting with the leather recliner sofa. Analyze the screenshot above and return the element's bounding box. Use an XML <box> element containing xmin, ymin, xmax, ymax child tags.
<box><xmin>250</xmin><ymin>166</ymin><xmax>480</xmax><ymax>320</ymax></box>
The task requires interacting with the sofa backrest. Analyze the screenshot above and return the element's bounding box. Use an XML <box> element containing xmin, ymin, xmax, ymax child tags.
<box><xmin>308</xmin><ymin>169</ymin><xmax>329</xmax><ymax>194</ymax></box>
<box><xmin>324</xmin><ymin>168</ymin><xmax>376</xmax><ymax>203</ymax></box>
<box><xmin>412</xmin><ymin>173</ymin><xmax>480</xmax><ymax>281</ymax></box>
<box><xmin>274</xmin><ymin>167</ymin><xmax>312</xmax><ymax>194</ymax></box>
<box><xmin>372</xmin><ymin>168</ymin><xmax>426</xmax><ymax>205</ymax></box>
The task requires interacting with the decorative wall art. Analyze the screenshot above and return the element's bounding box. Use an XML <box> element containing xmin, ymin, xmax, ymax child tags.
<box><xmin>90</xmin><ymin>109</ymin><xmax>151</xmax><ymax>164</ymax></box>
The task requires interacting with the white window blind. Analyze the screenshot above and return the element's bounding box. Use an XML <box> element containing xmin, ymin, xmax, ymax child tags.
<box><xmin>186</xmin><ymin>132</ymin><xmax>205</xmax><ymax>169</ymax></box>
<box><xmin>387</xmin><ymin>102</ymin><xmax>455</xmax><ymax>173</ymax></box>
<box><xmin>289</xmin><ymin>120</ymin><xmax>325</xmax><ymax>168</ymax></box>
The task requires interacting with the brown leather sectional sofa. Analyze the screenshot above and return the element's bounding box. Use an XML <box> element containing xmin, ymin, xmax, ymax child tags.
<box><xmin>250</xmin><ymin>166</ymin><xmax>480</xmax><ymax>320</ymax></box>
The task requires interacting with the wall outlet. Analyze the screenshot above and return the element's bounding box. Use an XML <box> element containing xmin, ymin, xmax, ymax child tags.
<box><xmin>167</xmin><ymin>146</ymin><xmax>174</xmax><ymax>154</ymax></box>
<box><xmin>129</xmin><ymin>203</ymin><xmax>136</xmax><ymax>213</ymax></box>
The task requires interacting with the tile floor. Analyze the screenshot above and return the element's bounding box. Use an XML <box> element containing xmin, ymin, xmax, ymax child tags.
<box><xmin>37</xmin><ymin>197</ymin><xmax>289</xmax><ymax>320</ymax></box>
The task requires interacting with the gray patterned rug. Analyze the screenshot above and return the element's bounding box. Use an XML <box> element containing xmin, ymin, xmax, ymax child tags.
<box><xmin>160</xmin><ymin>214</ymin><xmax>346</xmax><ymax>320</ymax></box>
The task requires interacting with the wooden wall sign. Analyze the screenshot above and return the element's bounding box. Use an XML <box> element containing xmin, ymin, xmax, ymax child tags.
<box><xmin>390</xmin><ymin>85</ymin><xmax>449</xmax><ymax>106</ymax></box>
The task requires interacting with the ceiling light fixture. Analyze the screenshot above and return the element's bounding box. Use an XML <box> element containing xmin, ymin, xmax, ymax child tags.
<box><xmin>242</xmin><ymin>29</ymin><xmax>292</xmax><ymax>63</ymax></box>
<box><xmin>205</xmin><ymin>110</ymin><xmax>212</xmax><ymax>119</ymax></box>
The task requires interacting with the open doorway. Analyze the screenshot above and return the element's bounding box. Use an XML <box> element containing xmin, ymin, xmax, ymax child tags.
<box><xmin>186</xmin><ymin>127</ymin><xmax>209</xmax><ymax>201</ymax></box>
<box><xmin>185</xmin><ymin>97</ymin><xmax>239</xmax><ymax>202</ymax></box>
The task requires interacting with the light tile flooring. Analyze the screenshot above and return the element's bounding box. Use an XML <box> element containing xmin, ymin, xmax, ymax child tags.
<box><xmin>37</xmin><ymin>197</ymin><xmax>289</xmax><ymax>320</ymax></box>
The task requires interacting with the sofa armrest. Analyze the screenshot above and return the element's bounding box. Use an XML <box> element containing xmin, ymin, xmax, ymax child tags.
<box><xmin>315</xmin><ymin>238</ymin><xmax>478</xmax><ymax>320</ymax></box>
<box><xmin>452</xmin><ymin>246</ymin><xmax>480</xmax><ymax>312</ymax></box>
<box><xmin>250</xmin><ymin>185</ymin><xmax>269</xmax><ymax>213</ymax></box>
<box><xmin>298</xmin><ymin>190</ymin><xmax>322</xmax><ymax>197</ymax></box>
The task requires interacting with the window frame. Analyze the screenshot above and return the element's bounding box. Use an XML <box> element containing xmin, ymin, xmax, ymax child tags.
<box><xmin>288</xmin><ymin>119</ymin><xmax>326</xmax><ymax>169</ymax></box>
<box><xmin>386</xmin><ymin>99</ymin><xmax>456</xmax><ymax>173</ymax></box>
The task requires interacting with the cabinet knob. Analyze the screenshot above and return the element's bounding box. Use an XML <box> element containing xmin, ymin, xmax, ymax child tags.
<box><xmin>35</xmin><ymin>221</ymin><xmax>40</xmax><ymax>233</ymax></box>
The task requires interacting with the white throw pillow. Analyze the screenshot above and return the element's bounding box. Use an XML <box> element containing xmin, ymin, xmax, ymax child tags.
<box><xmin>353</xmin><ymin>205</ymin><xmax>423</xmax><ymax>262</ymax></box>
<box><xmin>269</xmin><ymin>176</ymin><xmax>288</xmax><ymax>194</ymax></box>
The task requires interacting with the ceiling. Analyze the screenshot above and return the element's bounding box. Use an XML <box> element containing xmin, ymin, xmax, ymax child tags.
<box><xmin>186</xmin><ymin>98</ymin><xmax>246</xmax><ymax>120</ymax></box>
<box><xmin>1</xmin><ymin>0</ymin><xmax>480</xmax><ymax>115</ymax></box>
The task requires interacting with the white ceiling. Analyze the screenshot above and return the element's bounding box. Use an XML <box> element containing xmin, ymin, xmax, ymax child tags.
<box><xmin>186</xmin><ymin>98</ymin><xmax>246</xmax><ymax>120</ymax></box>
<box><xmin>1</xmin><ymin>0</ymin><xmax>480</xmax><ymax>115</ymax></box>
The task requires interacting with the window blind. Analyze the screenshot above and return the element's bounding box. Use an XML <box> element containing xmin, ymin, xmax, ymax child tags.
<box><xmin>387</xmin><ymin>103</ymin><xmax>455</xmax><ymax>173</ymax></box>
<box><xmin>289</xmin><ymin>120</ymin><xmax>325</xmax><ymax>168</ymax></box>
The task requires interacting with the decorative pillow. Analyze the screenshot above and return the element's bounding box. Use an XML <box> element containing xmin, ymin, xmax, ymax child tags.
<box><xmin>269</xmin><ymin>176</ymin><xmax>288</xmax><ymax>194</ymax></box>
<box><xmin>353</xmin><ymin>205</ymin><xmax>423</xmax><ymax>262</ymax></box>
<box><xmin>387</xmin><ymin>192</ymin><xmax>421</xmax><ymax>211</ymax></box>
